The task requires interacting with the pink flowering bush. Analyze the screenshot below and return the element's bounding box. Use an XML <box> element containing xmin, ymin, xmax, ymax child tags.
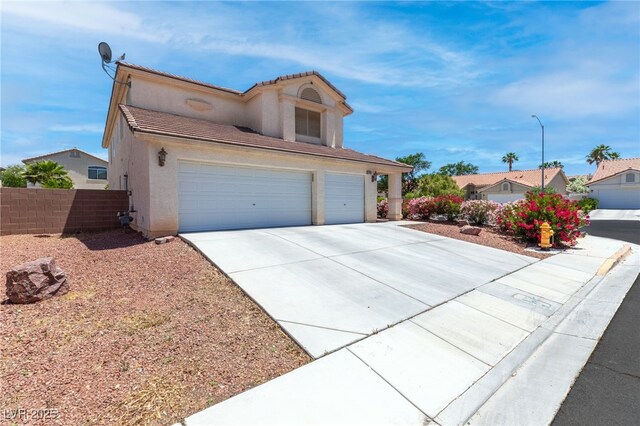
<box><xmin>494</xmin><ymin>192</ymin><xmax>589</xmax><ymax>247</ymax></box>
<box><xmin>377</xmin><ymin>199</ymin><xmax>389</xmax><ymax>218</ymax></box>
<box><xmin>460</xmin><ymin>200</ymin><xmax>500</xmax><ymax>225</ymax></box>
<box><xmin>407</xmin><ymin>197</ymin><xmax>434</xmax><ymax>220</ymax></box>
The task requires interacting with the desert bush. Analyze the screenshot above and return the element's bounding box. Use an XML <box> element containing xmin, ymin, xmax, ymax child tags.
<box><xmin>576</xmin><ymin>197</ymin><xmax>599</xmax><ymax>213</ymax></box>
<box><xmin>567</xmin><ymin>176</ymin><xmax>590</xmax><ymax>194</ymax></box>
<box><xmin>494</xmin><ymin>192</ymin><xmax>588</xmax><ymax>247</ymax></box>
<box><xmin>460</xmin><ymin>200</ymin><xmax>500</xmax><ymax>225</ymax></box>
<box><xmin>416</xmin><ymin>174</ymin><xmax>464</xmax><ymax>197</ymax></box>
<box><xmin>377</xmin><ymin>199</ymin><xmax>389</xmax><ymax>218</ymax></box>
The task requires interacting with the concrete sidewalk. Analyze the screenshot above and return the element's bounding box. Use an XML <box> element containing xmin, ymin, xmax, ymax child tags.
<box><xmin>185</xmin><ymin>233</ymin><xmax>638</xmax><ymax>425</ymax></box>
<box><xmin>588</xmin><ymin>209</ymin><xmax>640</xmax><ymax>221</ymax></box>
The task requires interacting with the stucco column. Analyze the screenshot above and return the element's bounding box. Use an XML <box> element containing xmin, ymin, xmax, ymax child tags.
<box><xmin>312</xmin><ymin>170</ymin><xmax>325</xmax><ymax>225</ymax></box>
<box><xmin>388</xmin><ymin>173</ymin><xmax>403</xmax><ymax>221</ymax></box>
<box><xmin>281</xmin><ymin>99</ymin><xmax>296</xmax><ymax>142</ymax></box>
<box><xmin>364</xmin><ymin>174</ymin><xmax>377</xmax><ymax>223</ymax></box>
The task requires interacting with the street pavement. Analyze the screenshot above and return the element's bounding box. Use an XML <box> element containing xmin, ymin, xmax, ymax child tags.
<box><xmin>553</xmin><ymin>221</ymin><xmax>640</xmax><ymax>426</ymax></box>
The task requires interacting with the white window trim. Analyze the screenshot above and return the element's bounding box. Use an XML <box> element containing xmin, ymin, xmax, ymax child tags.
<box><xmin>88</xmin><ymin>165</ymin><xmax>108</xmax><ymax>180</ymax></box>
<box><xmin>623</xmin><ymin>173</ymin><xmax>637</xmax><ymax>184</ymax></box>
<box><xmin>501</xmin><ymin>182</ymin><xmax>510</xmax><ymax>192</ymax></box>
<box><xmin>295</xmin><ymin>106</ymin><xmax>322</xmax><ymax>142</ymax></box>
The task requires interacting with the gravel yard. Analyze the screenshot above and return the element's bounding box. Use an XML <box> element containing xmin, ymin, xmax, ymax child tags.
<box><xmin>0</xmin><ymin>230</ymin><xmax>310</xmax><ymax>425</ymax></box>
<box><xmin>405</xmin><ymin>221</ymin><xmax>553</xmax><ymax>260</ymax></box>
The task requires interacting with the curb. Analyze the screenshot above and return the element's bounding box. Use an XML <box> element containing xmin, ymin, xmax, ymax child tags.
<box><xmin>596</xmin><ymin>244</ymin><xmax>631</xmax><ymax>276</ymax></box>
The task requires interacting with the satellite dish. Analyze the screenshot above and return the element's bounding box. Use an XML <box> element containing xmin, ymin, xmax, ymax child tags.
<box><xmin>97</xmin><ymin>42</ymin><xmax>130</xmax><ymax>87</ymax></box>
<box><xmin>98</xmin><ymin>42</ymin><xmax>112</xmax><ymax>63</ymax></box>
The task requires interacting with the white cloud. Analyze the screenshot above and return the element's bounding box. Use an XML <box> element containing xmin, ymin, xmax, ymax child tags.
<box><xmin>50</xmin><ymin>124</ymin><xmax>104</xmax><ymax>133</ymax></box>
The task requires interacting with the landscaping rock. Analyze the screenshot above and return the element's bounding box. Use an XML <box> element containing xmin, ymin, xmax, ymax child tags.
<box><xmin>460</xmin><ymin>225</ymin><xmax>482</xmax><ymax>236</ymax></box>
<box><xmin>155</xmin><ymin>236</ymin><xmax>176</xmax><ymax>244</ymax></box>
<box><xmin>457</xmin><ymin>219</ymin><xmax>470</xmax><ymax>227</ymax></box>
<box><xmin>5</xmin><ymin>257</ymin><xmax>68</xmax><ymax>304</ymax></box>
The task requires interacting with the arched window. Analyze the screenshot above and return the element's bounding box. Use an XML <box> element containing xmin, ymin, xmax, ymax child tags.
<box><xmin>502</xmin><ymin>182</ymin><xmax>510</xmax><ymax>191</ymax></box>
<box><xmin>300</xmin><ymin>87</ymin><xmax>322</xmax><ymax>104</ymax></box>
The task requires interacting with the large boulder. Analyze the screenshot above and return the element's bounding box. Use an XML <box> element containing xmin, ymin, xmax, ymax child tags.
<box><xmin>5</xmin><ymin>257</ymin><xmax>69</xmax><ymax>304</ymax></box>
<box><xmin>460</xmin><ymin>225</ymin><xmax>482</xmax><ymax>236</ymax></box>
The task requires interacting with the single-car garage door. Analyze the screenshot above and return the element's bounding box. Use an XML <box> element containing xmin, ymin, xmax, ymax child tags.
<box><xmin>325</xmin><ymin>173</ymin><xmax>364</xmax><ymax>225</ymax></box>
<box><xmin>595</xmin><ymin>189</ymin><xmax>640</xmax><ymax>209</ymax></box>
<box><xmin>487</xmin><ymin>193</ymin><xmax>525</xmax><ymax>204</ymax></box>
<box><xmin>178</xmin><ymin>162</ymin><xmax>312</xmax><ymax>232</ymax></box>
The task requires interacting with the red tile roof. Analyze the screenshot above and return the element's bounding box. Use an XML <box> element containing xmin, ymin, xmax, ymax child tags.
<box><xmin>589</xmin><ymin>158</ymin><xmax>640</xmax><ymax>184</ymax></box>
<box><xmin>452</xmin><ymin>168</ymin><xmax>566</xmax><ymax>189</ymax></box>
<box><xmin>119</xmin><ymin>105</ymin><xmax>410</xmax><ymax>170</ymax></box>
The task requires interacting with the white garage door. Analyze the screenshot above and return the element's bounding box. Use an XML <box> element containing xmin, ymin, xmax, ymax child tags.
<box><xmin>325</xmin><ymin>173</ymin><xmax>364</xmax><ymax>225</ymax></box>
<box><xmin>178</xmin><ymin>162</ymin><xmax>312</xmax><ymax>232</ymax></box>
<box><xmin>487</xmin><ymin>193</ymin><xmax>525</xmax><ymax>204</ymax></box>
<box><xmin>596</xmin><ymin>189</ymin><xmax>640</xmax><ymax>209</ymax></box>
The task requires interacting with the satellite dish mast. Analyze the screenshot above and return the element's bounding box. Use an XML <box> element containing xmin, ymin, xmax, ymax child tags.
<box><xmin>98</xmin><ymin>42</ymin><xmax>130</xmax><ymax>87</ymax></box>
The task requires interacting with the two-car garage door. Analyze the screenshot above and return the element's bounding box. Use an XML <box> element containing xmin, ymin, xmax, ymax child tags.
<box><xmin>178</xmin><ymin>162</ymin><xmax>364</xmax><ymax>232</ymax></box>
<box><xmin>178</xmin><ymin>162</ymin><xmax>312</xmax><ymax>232</ymax></box>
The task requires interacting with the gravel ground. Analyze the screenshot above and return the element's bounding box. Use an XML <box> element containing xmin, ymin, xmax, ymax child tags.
<box><xmin>405</xmin><ymin>221</ymin><xmax>553</xmax><ymax>260</ymax></box>
<box><xmin>0</xmin><ymin>230</ymin><xmax>310</xmax><ymax>426</ymax></box>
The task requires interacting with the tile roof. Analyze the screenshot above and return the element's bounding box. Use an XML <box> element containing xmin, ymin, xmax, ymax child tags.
<box><xmin>119</xmin><ymin>105</ymin><xmax>411</xmax><ymax>170</ymax></box>
<box><xmin>22</xmin><ymin>148</ymin><xmax>107</xmax><ymax>164</ymax></box>
<box><xmin>589</xmin><ymin>157</ymin><xmax>640</xmax><ymax>184</ymax></box>
<box><xmin>452</xmin><ymin>168</ymin><xmax>566</xmax><ymax>189</ymax></box>
<box><xmin>117</xmin><ymin>63</ymin><xmax>352</xmax><ymax>111</ymax></box>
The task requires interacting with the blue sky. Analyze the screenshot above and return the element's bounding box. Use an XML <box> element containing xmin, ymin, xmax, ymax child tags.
<box><xmin>1</xmin><ymin>1</ymin><xmax>638</xmax><ymax>175</ymax></box>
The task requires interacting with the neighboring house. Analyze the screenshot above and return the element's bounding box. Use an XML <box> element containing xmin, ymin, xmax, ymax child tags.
<box><xmin>452</xmin><ymin>168</ymin><xmax>569</xmax><ymax>203</ymax></box>
<box><xmin>102</xmin><ymin>63</ymin><xmax>410</xmax><ymax>237</ymax></box>
<box><xmin>587</xmin><ymin>158</ymin><xmax>640</xmax><ymax>209</ymax></box>
<box><xmin>22</xmin><ymin>148</ymin><xmax>108</xmax><ymax>189</ymax></box>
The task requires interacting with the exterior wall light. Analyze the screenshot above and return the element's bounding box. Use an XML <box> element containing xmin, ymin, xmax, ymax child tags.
<box><xmin>158</xmin><ymin>148</ymin><xmax>167</xmax><ymax>167</ymax></box>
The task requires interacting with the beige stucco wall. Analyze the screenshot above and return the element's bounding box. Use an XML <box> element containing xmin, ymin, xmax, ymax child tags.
<box><xmin>115</xmin><ymin>129</ymin><xmax>388</xmax><ymax>237</ymax></box>
<box><xmin>479</xmin><ymin>181</ymin><xmax>531</xmax><ymax>197</ymax></box>
<box><xmin>26</xmin><ymin>150</ymin><xmax>108</xmax><ymax>189</ymax></box>
<box><xmin>548</xmin><ymin>173</ymin><xmax>568</xmax><ymax>195</ymax></box>
<box><xmin>108</xmin><ymin>116</ymin><xmax>150</xmax><ymax>229</ymax></box>
<box><xmin>122</xmin><ymin>73</ymin><xmax>346</xmax><ymax>149</ymax></box>
<box><xmin>589</xmin><ymin>171</ymin><xmax>640</xmax><ymax>188</ymax></box>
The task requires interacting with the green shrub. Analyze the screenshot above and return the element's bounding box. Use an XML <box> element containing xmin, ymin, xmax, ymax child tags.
<box><xmin>0</xmin><ymin>165</ymin><xmax>27</xmax><ymax>187</ymax></box>
<box><xmin>432</xmin><ymin>195</ymin><xmax>464</xmax><ymax>221</ymax></box>
<box><xmin>576</xmin><ymin>197</ymin><xmax>599</xmax><ymax>213</ymax></box>
<box><xmin>416</xmin><ymin>174</ymin><xmax>464</xmax><ymax>197</ymax></box>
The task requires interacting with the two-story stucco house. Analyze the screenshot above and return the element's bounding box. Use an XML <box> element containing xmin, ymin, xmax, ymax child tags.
<box><xmin>102</xmin><ymin>63</ymin><xmax>410</xmax><ymax>237</ymax></box>
<box><xmin>453</xmin><ymin>168</ymin><xmax>569</xmax><ymax>203</ymax></box>
<box><xmin>587</xmin><ymin>158</ymin><xmax>640</xmax><ymax>209</ymax></box>
<box><xmin>22</xmin><ymin>148</ymin><xmax>108</xmax><ymax>189</ymax></box>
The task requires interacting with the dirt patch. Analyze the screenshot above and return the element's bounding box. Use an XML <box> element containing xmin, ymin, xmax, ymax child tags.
<box><xmin>405</xmin><ymin>221</ymin><xmax>554</xmax><ymax>260</ymax></box>
<box><xmin>0</xmin><ymin>230</ymin><xmax>310</xmax><ymax>425</ymax></box>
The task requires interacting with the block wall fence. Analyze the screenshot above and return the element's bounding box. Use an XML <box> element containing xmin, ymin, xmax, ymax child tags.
<box><xmin>0</xmin><ymin>188</ymin><xmax>129</xmax><ymax>235</ymax></box>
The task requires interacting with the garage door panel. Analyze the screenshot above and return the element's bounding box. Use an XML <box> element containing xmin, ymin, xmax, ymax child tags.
<box><xmin>325</xmin><ymin>173</ymin><xmax>365</xmax><ymax>225</ymax></box>
<box><xmin>178</xmin><ymin>162</ymin><xmax>312</xmax><ymax>232</ymax></box>
<box><xmin>596</xmin><ymin>188</ymin><xmax>640</xmax><ymax>209</ymax></box>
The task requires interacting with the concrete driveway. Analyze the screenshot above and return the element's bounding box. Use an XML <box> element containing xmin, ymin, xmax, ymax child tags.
<box><xmin>181</xmin><ymin>222</ymin><xmax>535</xmax><ymax>357</ymax></box>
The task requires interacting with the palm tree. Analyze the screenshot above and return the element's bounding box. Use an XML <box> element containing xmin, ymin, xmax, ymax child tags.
<box><xmin>586</xmin><ymin>145</ymin><xmax>621</xmax><ymax>166</ymax></box>
<box><xmin>502</xmin><ymin>152</ymin><xmax>519</xmax><ymax>172</ymax></box>
<box><xmin>22</xmin><ymin>160</ymin><xmax>70</xmax><ymax>186</ymax></box>
<box><xmin>539</xmin><ymin>160</ymin><xmax>564</xmax><ymax>169</ymax></box>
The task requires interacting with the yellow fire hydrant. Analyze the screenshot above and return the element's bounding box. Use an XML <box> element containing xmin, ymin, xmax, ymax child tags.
<box><xmin>539</xmin><ymin>222</ymin><xmax>554</xmax><ymax>250</ymax></box>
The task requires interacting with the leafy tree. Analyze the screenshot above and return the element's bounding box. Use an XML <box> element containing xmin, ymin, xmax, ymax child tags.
<box><xmin>438</xmin><ymin>161</ymin><xmax>479</xmax><ymax>176</ymax></box>
<box><xmin>539</xmin><ymin>161</ymin><xmax>564</xmax><ymax>169</ymax></box>
<box><xmin>567</xmin><ymin>176</ymin><xmax>590</xmax><ymax>194</ymax></box>
<box><xmin>395</xmin><ymin>152</ymin><xmax>431</xmax><ymax>195</ymax></box>
<box><xmin>502</xmin><ymin>152</ymin><xmax>519</xmax><ymax>172</ymax></box>
<box><xmin>42</xmin><ymin>175</ymin><xmax>74</xmax><ymax>189</ymax></box>
<box><xmin>22</xmin><ymin>160</ymin><xmax>73</xmax><ymax>189</ymax></box>
<box><xmin>586</xmin><ymin>145</ymin><xmax>620</xmax><ymax>166</ymax></box>
<box><xmin>0</xmin><ymin>165</ymin><xmax>27</xmax><ymax>187</ymax></box>
<box><xmin>416</xmin><ymin>173</ymin><xmax>464</xmax><ymax>197</ymax></box>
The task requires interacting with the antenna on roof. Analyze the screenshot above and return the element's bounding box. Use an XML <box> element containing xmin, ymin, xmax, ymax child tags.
<box><xmin>98</xmin><ymin>42</ymin><xmax>130</xmax><ymax>87</ymax></box>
